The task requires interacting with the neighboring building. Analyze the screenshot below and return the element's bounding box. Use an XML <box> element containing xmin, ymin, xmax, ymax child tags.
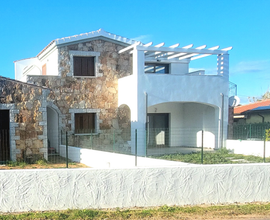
<box><xmin>233</xmin><ymin>100</ymin><xmax>270</xmax><ymax>124</ymax></box>
<box><xmin>230</xmin><ymin>100</ymin><xmax>270</xmax><ymax>140</ymax></box>
<box><xmin>0</xmin><ymin>29</ymin><xmax>232</xmax><ymax>161</ymax></box>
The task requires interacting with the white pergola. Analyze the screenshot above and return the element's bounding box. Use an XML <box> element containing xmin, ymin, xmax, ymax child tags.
<box><xmin>119</xmin><ymin>41</ymin><xmax>232</xmax><ymax>61</ymax></box>
<box><xmin>119</xmin><ymin>41</ymin><xmax>232</xmax><ymax>77</ymax></box>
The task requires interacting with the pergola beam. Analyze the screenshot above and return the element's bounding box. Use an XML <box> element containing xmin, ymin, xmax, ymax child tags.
<box><xmin>118</xmin><ymin>41</ymin><xmax>141</xmax><ymax>54</ymax></box>
<box><xmin>145</xmin><ymin>43</ymin><xmax>180</xmax><ymax>58</ymax></box>
<box><xmin>168</xmin><ymin>45</ymin><xmax>207</xmax><ymax>60</ymax></box>
<box><xmin>191</xmin><ymin>46</ymin><xmax>220</xmax><ymax>60</ymax></box>
<box><xmin>136</xmin><ymin>45</ymin><xmax>230</xmax><ymax>55</ymax></box>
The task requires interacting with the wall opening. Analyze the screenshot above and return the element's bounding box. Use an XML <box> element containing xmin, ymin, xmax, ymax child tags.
<box><xmin>117</xmin><ymin>104</ymin><xmax>131</xmax><ymax>142</ymax></box>
<box><xmin>0</xmin><ymin>110</ymin><xmax>10</xmax><ymax>162</ymax></box>
<box><xmin>47</xmin><ymin>107</ymin><xmax>59</xmax><ymax>154</ymax></box>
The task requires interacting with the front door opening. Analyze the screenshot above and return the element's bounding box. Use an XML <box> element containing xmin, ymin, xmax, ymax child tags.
<box><xmin>0</xmin><ymin>110</ymin><xmax>10</xmax><ymax>162</ymax></box>
<box><xmin>147</xmin><ymin>113</ymin><xmax>169</xmax><ymax>148</ymax></box>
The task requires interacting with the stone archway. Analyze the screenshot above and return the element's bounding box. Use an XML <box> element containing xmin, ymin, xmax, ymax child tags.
<box><xmin>117</xmin><ymin>104</ymin><xmax>131</xmax><ymax>141</ymax></box>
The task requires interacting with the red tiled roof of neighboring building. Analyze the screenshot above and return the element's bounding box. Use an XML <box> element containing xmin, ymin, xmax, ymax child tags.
<box><xmin>234</xmin><ymin>99</ymin><xmax>270</xmax><ymax>114</ymax></box>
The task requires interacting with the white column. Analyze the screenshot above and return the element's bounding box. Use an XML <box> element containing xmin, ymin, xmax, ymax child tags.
<box><xmin>217</xmin><ymin>54</ymin><xmax>229</xmax><ymax>79</ymax></box>
<box><xmin>130</xmin><ymin>47</ymin><xmax>147</xmax><ymax>156</ymax></box>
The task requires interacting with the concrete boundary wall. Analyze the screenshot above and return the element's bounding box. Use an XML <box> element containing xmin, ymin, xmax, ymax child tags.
<box><xmin>0</xmin><ymin>163</ymin><xmax>270</xmax><ymax>212</ymax></box>
<box><xmin>58</xmin><ymin>145</ymin><xmax>189</xmax><ymax>168</ymax></box>
<box><xmin>227</xmin><ymin>140</ymin><xmax>270</xmax><ymax>157</ymax></box>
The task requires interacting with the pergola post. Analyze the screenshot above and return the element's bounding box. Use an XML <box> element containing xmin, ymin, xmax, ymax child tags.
<box><xmin>217</xmin><ymin>54</ymin><xmax>229</xmax><ymax>79</ymax></box>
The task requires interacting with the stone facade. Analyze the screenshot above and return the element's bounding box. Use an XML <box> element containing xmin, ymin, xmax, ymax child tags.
<box><xmin>0</xmin><ymin>39</ymin><xmax>134</xmax><ymax>161</ymax></box>
<box><xmin>0</xmin><ymin>77</ymin><xmax>49</xmax><ymax>161</ymax></box>
<box><xmin>27</xmin><ymin>39</ymin><xmax>132</xmax><ymax>152</ymax></box>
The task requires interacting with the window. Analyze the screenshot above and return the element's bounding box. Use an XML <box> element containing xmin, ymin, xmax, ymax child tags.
<box><xmin>74</xmin><ymin>56</ymin><xmax>95</xmax><ymax>76</ymax></box>
<box><xmin>75</xmin><ymin>113</ymin><xmax>96</xmax><ymax>134</ymax></box>
<box><xmin>69</xmin><ymin>51</ymin><xmax>100</xmax><ymax>77</ymax></box>
<box><xmin>145</xmin><ymin>63</ymin><xmax>169</xmax><ymax>74</ymax></box>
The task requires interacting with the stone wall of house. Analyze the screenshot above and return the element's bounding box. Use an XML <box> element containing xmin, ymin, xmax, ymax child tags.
<box><xmin>0</xmin><ymin>77</ymin><xmax>48</xmax><ymax>162</ymax></box>
<box><xmin>27</xmin><ymin>39</ymin><xmax>132</xmax><ymax>151</ymax></box>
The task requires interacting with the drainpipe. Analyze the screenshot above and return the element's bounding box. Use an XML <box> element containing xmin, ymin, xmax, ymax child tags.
<box><xmin>220</xmin><ymin>93</ymin><xmax>224</xmax><ymax>148</ymax></box>
<box><xmin>145</xmin><ymin>92</ymin><xmax>148</xmax><ymax>130</ymax></box>
<box><xmin>145</xmin><ymin>92</ymin><xmax>148</xmax><ymax>156</ymax></box>
<box><xmin>258</xmin><ymin>114</ymin><xmax>265</xmax><ymax>123</ymax></box>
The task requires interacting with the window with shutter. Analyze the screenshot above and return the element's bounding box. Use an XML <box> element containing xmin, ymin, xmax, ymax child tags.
<box><xmin>74</xmin><ymin>56</ymin><xmax>95</xmax><ymax>76</ymax></box>
<box><xmin>75</xmin><ymin>113</ymin><xmax>96</xmax><ymax>134</ymax></box>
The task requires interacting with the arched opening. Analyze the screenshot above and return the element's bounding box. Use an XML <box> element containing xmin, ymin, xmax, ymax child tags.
<box><xmin>47</xmin><ymin>106</ymin><xmax>59</xmax><ymax>155</ymax></box>
<box><xmin>117</xmin><ymin>104</ymin><xmax>131</xmax><ymax>142</ymax></box>
<box><xmin>147</xmin><ymin>102</ymin><xmax>218</xmax><ymax>153</ymax></box>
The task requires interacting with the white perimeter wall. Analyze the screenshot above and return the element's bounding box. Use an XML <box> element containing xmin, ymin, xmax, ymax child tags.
<box><xmin>227</xmin><ymin>140</ymin><xmax>270</xmax><ymax>157</ymax></box>
<box><xmin>1</xmin><ymin>163</ymin><xmax>270</xmax><ymax>212</ymax></box>
<box><xmin>58</xmin><ymin>145</ymin><xmax>189</xmax><ymax>168</ymax></box>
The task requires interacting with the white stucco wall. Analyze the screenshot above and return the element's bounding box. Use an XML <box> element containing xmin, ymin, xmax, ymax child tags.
<box><xmin>118</xmin><ymin>75</ymin><xmax>137</xmax><ymax>121</ymax></box>
<box><xmin>14</xmin><ymin>48</ymin><xmax>59</xmax><ymax>82</ymax></box>
<box><xmin>14</xmin><ymin>57</ymin><xmax>41</xmax><ymax>81</ymax></box>
<box><xmin>226</xmin><ymin>140</ymin><xmax>270</xmax><ymax>157</ymax></box>
<box><xmin>0</xmin><ymin>163</ymin><xmax>270</xmax><ymax>212</ymax></box>
<box><xmin>170</xmin><ymin>62</ymin><xmax>189</xmax><ymax>74</ymax></box>
<box><xmin>118</xmin><ymin>72</ymin><xmax>228</xmax><ymax>151</ymax></box>
<box><xmin>40</xmin><ymin>48</ymin><xmax>58</xmax><ymax>75</ymax></box>
<box><xmin>59</xmin><ymin>146</ymin><xmax>189</xmax><ymax>168</ymax></box>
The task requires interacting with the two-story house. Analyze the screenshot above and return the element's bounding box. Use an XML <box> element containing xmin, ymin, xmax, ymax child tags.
<box><xmin>0</xmin><ymin>29</ymin><xmax>232</xmax><ymax>162</ymax></box>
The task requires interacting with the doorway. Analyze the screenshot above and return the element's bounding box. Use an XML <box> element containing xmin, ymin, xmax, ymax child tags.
<box><xmin>0</xmin><ymin>110</ymin><xmax>10</xmax><ymax>162</ymax></box>
<box><xmin>47</xmin><ymin>107</ymin><xmax>59</xmax><ymax>154</ymax></box>
<box><xmin>147</xmin><ymin>113</ymin><xmax>169</xmax><ymax>148</ymax></box>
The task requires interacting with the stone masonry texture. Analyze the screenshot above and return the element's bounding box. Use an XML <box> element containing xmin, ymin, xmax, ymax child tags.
<box><xmin>26</xmin><ymin>39</ymin><xmax>132</xmax><ymax>152</ymax></box>
<box><xmin>0</xmin><ymin>77</ymin><xmax>48</xmax><ymax>161</ymax></box>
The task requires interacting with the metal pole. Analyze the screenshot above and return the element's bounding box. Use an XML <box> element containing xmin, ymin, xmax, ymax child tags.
<box><xmin>249</xmin><ymin>124</ymin><xmax>251</xmax><ymax>139</ymax></box>
<box><xmin>220</xmin><ymin>93</ymin><xmax>224</xmax><ymax>148</ymax></box>
<box><xmin>201</xmin><ymin>130</ymin><xmax>204</xmax><ymax>164</ymax></box>
<box><xmin>66</xmin><ymin>131</ymin><xmax>68</xmax><ymax>168</ymax></box>
<box><xmin>263</xmin><ymin>135</ymin><xmax>266</xmax><ymax>163</ymax></box>
<box><xmin>113</xmin><ymin>129</ymin><xmax>115</xmax><ymax>152</ymax></box>
<box><xmin>145</xmin><ymin>92</ymin><xmax>148</xmax><ymax>157</ymax></box>
<box><xmin>145</xmin><ymin>129</ymin><xmax>148</xmax><ymax>157</ymax></box>
<box><xmin>135</xmin><ymin>129</ymin><xmax>137</xmax><ymax>166</ymax></box>
<box><xmin>90</xmin><ymin>130</ymin><xmax>93</xmax><ymax>149</ymax></box>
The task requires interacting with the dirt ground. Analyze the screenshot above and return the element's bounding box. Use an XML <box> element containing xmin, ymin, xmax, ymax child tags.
<box><xmin>0</xmin><ymin>163</ymin><xmax>89</xmax><ymax>170</ymax></box>
<box><xmin>0</xmin><ymin>155</ymin><xmax>89</xmax><ymax>170</ymax></box>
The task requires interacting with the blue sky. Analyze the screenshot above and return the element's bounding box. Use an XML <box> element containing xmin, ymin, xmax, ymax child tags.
<box><xmin>0</xmin><ymin>0</ymin><xmax>269</xmax><ymax>104</ymax></box>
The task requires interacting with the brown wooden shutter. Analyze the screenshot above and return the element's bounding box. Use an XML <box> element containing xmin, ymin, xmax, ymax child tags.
<box><xmin>74</xmin><ymin>57</ymin><xmax>82</xmax><ymax>76</ymax></box>
<box><xmin>42</xmin><ymin>64</ymin><xmax>46</xmax><ymax>75</ymax></box>
<box><xmin>87</xmin><ymin>57</ymin><xmax>95</xmax><ymax>76</ymax></box>
<box><xmin>88</xmin><ymin>113</ymin><xmax>95</xmax><ymax>131</ymax></box>
<box><xmin>75</xmin><ymin>113</ymin><xmax>95</xmax><ymax>133</ymax></box>
<box><xmin>74</xmin><ymin>57</ymin><xmax>95</xmax><ymax>76</ymax></box>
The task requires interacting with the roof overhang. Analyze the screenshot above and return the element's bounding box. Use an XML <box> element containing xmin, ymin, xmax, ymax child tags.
<box><xmin>36</xmin><ymin>29</ymin><xmax>137</xmax><ymax>59</ymax></box>
<box><xmin>55</xmin><ymin>29</ymin><xmax>137</xmax><ymax>46</ymax></box>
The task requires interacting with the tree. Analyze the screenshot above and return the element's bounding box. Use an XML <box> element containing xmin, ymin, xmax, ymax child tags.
<box><xmin>248</xmin><ymin>88</ymin><xmax>270</xmax><ymax>103</ymax></box>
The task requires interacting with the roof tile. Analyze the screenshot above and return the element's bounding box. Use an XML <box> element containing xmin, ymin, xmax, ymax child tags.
<box><xmin>234</xmin><ymin>99</ymin><xmax>270</xmax><ymax>114</ymax></box>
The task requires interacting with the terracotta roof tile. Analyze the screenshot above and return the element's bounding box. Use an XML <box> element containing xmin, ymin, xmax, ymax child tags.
<box><xmin>234</xmin><ymin>99</ymin><xmax>270</xmax><ymax>114</ymax></box>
